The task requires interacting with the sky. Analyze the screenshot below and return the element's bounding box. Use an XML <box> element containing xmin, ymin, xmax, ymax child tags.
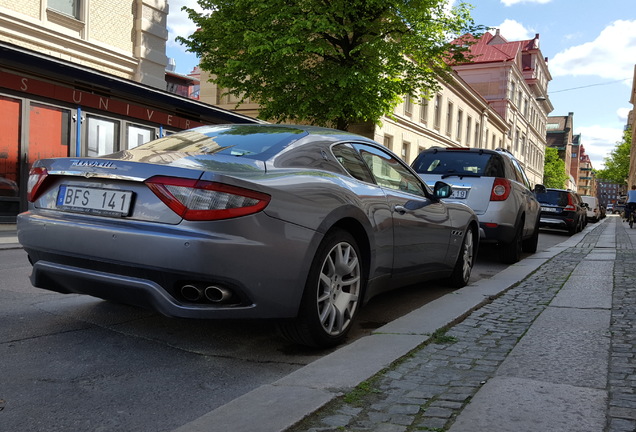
<box><xmin>165</xmin><ymin>0</ymin><xmax>636</xmax><ymax>169</ymax></box>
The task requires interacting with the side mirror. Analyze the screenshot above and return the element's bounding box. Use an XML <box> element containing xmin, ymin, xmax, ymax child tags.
<box><xmin>433</xmin><ymin>181</ymin><xmax>452</xmax><ymax>199</ymax></box>
<box><xmin>533</xmin><ymin>184</ymin><xmax>546</xmax><ymax>194</ymax></box>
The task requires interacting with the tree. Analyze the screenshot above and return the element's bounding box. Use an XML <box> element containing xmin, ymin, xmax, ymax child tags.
<box><xmin>543</xmin><ymin>147</ymin><xmax>568</xmax><ymax>188</ymax></box>
<box><xmin>595</xmin><ymin>129</ymin><xmax>631</xmax><ymax>185</ymax></box>
<box><xmin>178</xmin><ymin>0</ymin><xmax>483</xmax><ymax>130</ymax></box>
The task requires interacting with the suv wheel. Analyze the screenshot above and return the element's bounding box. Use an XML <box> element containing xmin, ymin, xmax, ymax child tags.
<box><xmin>501</xmin><ymin>223</ymin><xmax>523</xmax><ymax>264</ymax></box>
<box><xmin>522</xmin><ymin>217</ymin><xmax>540</xmax><ymax>253</ymax></box>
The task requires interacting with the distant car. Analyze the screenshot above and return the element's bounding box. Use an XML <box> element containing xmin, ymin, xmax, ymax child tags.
<box><xmin>606</xmin><ymin>204</ymin><xmax>614</xmax><ymax>213</ymax></box>
<box><xmin>580</xmin><ymin>195</ymin><xmax>600</xmax><ymax>223</ymax></box>
<box><xmin>614</xmin><ymin>204</ymin><xmax>625</xmax><ymax>216</ymax></box>
<box><xmin>0</xmin><ymin>176</ymin><xmax>19</xmax><ymax>197</ymax></box>
<box><xmin>17</xmin><ymin>124</ymin><xmax>479</xmax><ymax>348</ymax></box>
<box><xmin>411</xmin><ymin>147</ymin><xmax>543</xmax><ymax>264</ymax></box>
<box><xmin>536</xmin><ymin>188</ymin><xmax>587</xmax><ymax>235</ymax></box>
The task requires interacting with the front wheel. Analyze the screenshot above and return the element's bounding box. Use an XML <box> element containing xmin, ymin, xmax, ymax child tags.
<box><xmin>446</xmin><ymin>226</ymin><xmax>475</xmax><ymax>288</ymax></box>
<box><xmin>278</xmin><ymin>229</ymin><xmax>363</xmax><ymax>348</ymax></box>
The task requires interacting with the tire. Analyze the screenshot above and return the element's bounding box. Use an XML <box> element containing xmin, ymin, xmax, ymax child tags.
<box><xmin>278</xmin><ymin>229</ymin><xmax>363</xmax><ymax>348</ymax></box>
<box><xmin>522</xmin><ymin>217</ymin><xmax>540</xmax><ymax>254</ymax></box>
<box><xmin>501</xmin><ymin>222</ymin><xmax>522</xmax><ymax>264</ymax></box>
<box><xmin>446</xmin><ymin>226</ymin><xmax>475</xmax><ymax>288</ymax></box>
<box><xmin>568</xmin><ymin>219</ymin><xmax>577</xmax><ymax>235</ymax></box>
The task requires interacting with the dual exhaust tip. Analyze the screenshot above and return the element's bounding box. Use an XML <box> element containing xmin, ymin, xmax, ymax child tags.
<box><xmin>180</xmin><ymin>284</ymin><xmax>233</xmax><ymax>303</ymax></box>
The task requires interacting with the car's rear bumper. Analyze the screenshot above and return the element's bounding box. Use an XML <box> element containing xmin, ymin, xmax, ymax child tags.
<box><xmin>478</xmin><ymin>222</ymin><xmax>517</xmax><ymax>244</ymax></box>
<box><xmin>18</xmin><ymin>210</ymin><xmax>320</xmax><ymax>319</ymax></box>
<box><xmin>539</xmin><ymin>216</ymin><xmax>575</xmax><ymax>230</ymax></box>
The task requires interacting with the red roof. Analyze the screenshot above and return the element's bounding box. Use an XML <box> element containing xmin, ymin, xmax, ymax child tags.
<box><xmin>455</xmin><ymin>31</ymin><xmax>540</xmax><ymax>64</ymax></box>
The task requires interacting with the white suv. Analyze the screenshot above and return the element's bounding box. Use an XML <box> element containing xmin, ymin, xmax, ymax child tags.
<box><xmin>412</xmin><ymin>147</ymin><xmax>544</xmax><ymax>263</ymax></box>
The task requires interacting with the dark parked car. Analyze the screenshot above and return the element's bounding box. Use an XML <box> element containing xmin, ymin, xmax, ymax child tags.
<box><xmin>412</xmin><ymin>147</ymin><xmax>543</xmax><ymax>264</ymax></box>
<box><xmin>535</xmin><ymin>188</ymin><xmax>587</xmax><ymax>235</ymax></box>
<box><xmin>18</xmin><ymin>124</ymin><xmax>479</xmax><ymax>348</ymax></box>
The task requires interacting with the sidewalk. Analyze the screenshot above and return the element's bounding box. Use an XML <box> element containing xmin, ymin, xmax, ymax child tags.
<box><xmin>282</xmin><ymin>216</ymin><xmax>634</xmax><ymax>432</ymax></box>
<box><xmin>0</xmin><ymin>223</ymin><xmax>18</xmax><ymax>249</ymax></box>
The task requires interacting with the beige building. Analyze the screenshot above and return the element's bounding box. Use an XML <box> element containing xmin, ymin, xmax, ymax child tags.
<box><xmin>200</xmin><ymin>30</ymin><xmax>552</xmax><ymax>187</ymax></box>
<box><xmin>0</xmin><ymin>0</ymin><xmax>169</xmax><ymax>89</ymax></box>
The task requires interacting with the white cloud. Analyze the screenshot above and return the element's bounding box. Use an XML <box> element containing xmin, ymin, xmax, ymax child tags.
<box><xmin>501</xmin><ymin>0</ymin><xmax>552</xmax><ymax>6</ymax></box>
<box><xmin>489</xmin><ymin>19</ymin><xmax>535</xmax><ymax>41</ymax></box>
<box><xmin>550</xmin><ymin>20</ymin><xmax>636</xmax><ymax>80</ymax></box>
<box><xmin>167</xmin><ymin>0</ymin><xmax>203</xmax><ymax>50</ymax></box>
<box><xmin>617</xmin><ymin>107</ymin><xmax>631</xmax><ymax>123</ymax></box>
<box><xmin>576</xmin><ymin>125</ymin><xmax>624</xmax><ymax>169</ymax></box>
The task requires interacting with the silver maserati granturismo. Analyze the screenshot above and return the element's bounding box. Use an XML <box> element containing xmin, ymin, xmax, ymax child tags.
<box><xmin>18</xmin><ymin>124</ymin><xmax>478</xmax><ymax>347</ymax></box>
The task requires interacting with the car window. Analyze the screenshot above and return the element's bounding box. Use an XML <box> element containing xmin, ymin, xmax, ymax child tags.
<box><xmin>536</xmin><ymin>190</ymin><xmax>568</xmax><ymax>206</ymax></box>
<box><xmin>352</xmin><ymin>144</ymin><xmax>426</xmax><ymax>197</ymax></box>
<box><xmin>331</xmin><ymin>144</ymin><xmax>376</xmax><ymax>184</ymax></box>
<box><xmin>136</xmin><ymin>125</ymin><xmax>305</xmax><ymax>159</ymax></box>
<box><xmin>412</xmin><ymin>151</ymin><xmax>504</xmax><ymax>177</ymax></box>
<box><xmin>511</xmin><ymin>159</ymin><xmax>531</xmax><ymax>189</ymax></box>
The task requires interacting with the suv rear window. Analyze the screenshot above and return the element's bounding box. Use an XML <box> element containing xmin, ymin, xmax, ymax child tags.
<box><xmin>536</xmin><ymin>190</ymin><xmax>569</xmax><ymax>206</ymax></box>
<box><xmin>412</xmin><ymin>151</ymin><xmax>505</xmax><ymax>177</ymax></box>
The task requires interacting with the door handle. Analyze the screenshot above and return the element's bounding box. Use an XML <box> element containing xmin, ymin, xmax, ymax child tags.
<box><xmin>393</xmin><ymin>205</ymin><xmax>407</xmax><ymax>215</ymax></box>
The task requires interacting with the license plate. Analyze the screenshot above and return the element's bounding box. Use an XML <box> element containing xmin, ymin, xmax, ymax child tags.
<box><xmin>450</xmin><ymin>189</ymin><xmax>468</xmax><ymax>199</ymax></box>
<box><xmin>541</xmin><ymin>206</ymin><xmax>558</xmax><ymax>212</ymax></box>
<box><xmin>56</xmin><ymin>185</ymin><xmax>133</xmax><ymax>217</ymax></box>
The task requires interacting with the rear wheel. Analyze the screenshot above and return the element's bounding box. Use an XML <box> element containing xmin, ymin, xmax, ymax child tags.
<box><xmin>522</xmin><ymin>217</ymin><xmax>540</xmax><ymax>254</ymax></box>
<box><xmin>501</xmin><ymin>223</ymin><xmax>522</xmax><ymax>264</ymax></box>
<box><xmin>447</xmin><ymin>226</ymin><xmax>475</xmax><ymax>288</ymax></box>
<box><xmin>278</xmin><ymin>229</ymin><xmax>363</xmax><ymax>348</ymax></box>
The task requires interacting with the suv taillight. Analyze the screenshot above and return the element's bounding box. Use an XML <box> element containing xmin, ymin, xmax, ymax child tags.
<box><xmin>145</xmin><ymin>176</ymin><xmax>271</xmax><ymax>221</ymax></box>
<box><xmin>27</xmin><ymin>166</ymin><xmax>49</xmax><ymax>202</ymax></box>
<box><xmin>490</xmin><ymin>178</ymin><xmax>511</xmax><ymax>201</ymax></box>
<box><xmin>564</xmin><ymin>193</ymin><xmax>576</xmax><ymax>211</ymax></box>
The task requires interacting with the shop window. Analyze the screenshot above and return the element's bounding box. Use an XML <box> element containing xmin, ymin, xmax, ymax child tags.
<box><xmin>0</xmin><ymin>97</ymin><xmax>21</xmax><ymax>221</ymax></box>
<box><xmin>127</xmin><ymin>124</ymin><xmax>155</xmax><ymax>149</ymax></box>
<box><xmin>87</xmin><ymin>116</ymin><xmax>119</xmax><ymax>156</ymax></box>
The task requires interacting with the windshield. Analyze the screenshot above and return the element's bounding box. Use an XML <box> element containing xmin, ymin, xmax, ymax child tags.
<box><xmin>536</xmin><ymin>191</ymin><xmax>569</xmax><ymax>206</ymax></box>
<box><xmin>412</xmin><ymin>151</ymin><xmax>505</xmax><ymax>177</ymax></box>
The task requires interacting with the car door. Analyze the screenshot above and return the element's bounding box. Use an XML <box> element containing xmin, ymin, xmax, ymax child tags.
<box><xmin>511</xmin><ymin>158</ymin><xmax>540</xmax><ymax>236</ymax></box>
<box><xmin>351</xmin><ymin>143</ymin><xmax>453</xmax><ymax>276</ymax></box>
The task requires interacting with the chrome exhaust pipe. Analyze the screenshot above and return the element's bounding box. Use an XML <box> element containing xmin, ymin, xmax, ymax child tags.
<box><xmin>204</xmin><ymin>285</ymin><xmax>232</xmax><ymax>303</ymax></box>
<box><xmin>181</xmin><ymin>284</ymin><xmax>204</xmax><ymax>301</ymax></box>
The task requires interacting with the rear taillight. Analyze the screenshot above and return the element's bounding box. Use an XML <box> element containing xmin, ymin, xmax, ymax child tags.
<box><xmin>564</xmin><ymin>193</ymin><xmax>576</xmax><ymax>211</ymax></box>
<box><xmin>27</xmin><ymin>166</ymin><xmax>49</xmax><ymax>202</ymax></box>
<box><xmin>145</xmin><ymin>176</ymin><xmax>270</xmax><ymax>221</ymax></box>
<box><xmin>490</xmin><ymin>178</ymin><xmax>511</xmax><ymax>201</ymax></box>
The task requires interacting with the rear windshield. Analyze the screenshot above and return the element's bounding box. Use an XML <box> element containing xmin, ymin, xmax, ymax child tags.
<box><xmin>412</xmin><ymin>151</ymin><xmax>505</xmax><ymax>177</ymax></box>
<box><xmin>536</xmin><ymin>191</ymin><xmax>569</xmax><ymax>206</ymax></box>
<box><xmin>136</xmin><ymin>125</ymin><xmax>306</xmax><ymax>159</ymax></box>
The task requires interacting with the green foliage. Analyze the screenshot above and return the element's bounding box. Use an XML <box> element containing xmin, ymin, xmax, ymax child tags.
<box><xmin>595</xmin><ymin>129</ymin><xmax>632</xmax><ymax>185</ymax></box>
<box><xmin>543</xmin><ymin>147</ymin><xmax>568</xmax><ymax>188</ymax></box>
<box><xmin>177</xmin><ymin>0</ymin><xmax>484</xmax><ymax>130</ymax></box>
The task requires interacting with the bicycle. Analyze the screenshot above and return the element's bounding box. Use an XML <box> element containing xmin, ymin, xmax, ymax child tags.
<box><xmin>627</xmin><ymin>203</ymin><xmax>636</xmax><ymax>229</ymax></box>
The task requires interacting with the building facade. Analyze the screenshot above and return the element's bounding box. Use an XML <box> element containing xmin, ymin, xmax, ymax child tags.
<box><xmin>451</xmin><ymin>30</ymin><xmax>553</xmax><ymax>186</ymax></box>
<box><xmin>546</xmin><ymin>113</ymin><xmax>576</xmax><ymax>190</ymax></box>
<box><xmin>0</xmin><ymin>1</ymin><xmax>258</xmax><ymax>223</ymax></box>
<box><xmin>628</xmin><ymin>65</ymin><xmax>636</xmax><ymax>188</ymax></box>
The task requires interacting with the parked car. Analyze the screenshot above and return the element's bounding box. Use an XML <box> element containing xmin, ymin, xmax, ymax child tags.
<box><xmin>580</xmin><ymin>195</ymin><xmax>600</xmax><ymax>222</ymax></box>
<box><xmin>535</xmin><ymin>188</ymin><xmax>587</xmax><ymax>235</ymax></box>
<box><xmin>411</xmin><ymin>147</ymin><xmax>543</xmax><ymax>264</ymax></box>
<box><xmin>17</xmin><ymin>124</ymin><xmax>479</xmax><ymax>348</ymax></box>
<box><xmin>606</xmin><ymin>204</ymin><xmax>614</xmax><ymax>214</ymax></box>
